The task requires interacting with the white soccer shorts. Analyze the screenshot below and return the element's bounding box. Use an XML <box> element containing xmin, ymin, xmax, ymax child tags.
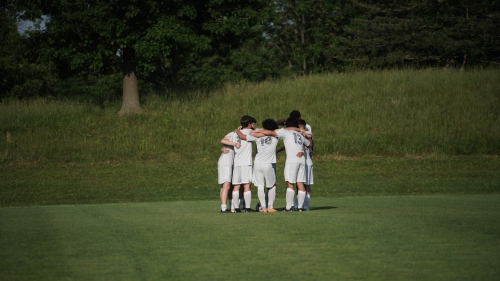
<box><xmin>232</xmin><ymin>165</ymin><xmax>253</xmax><ymax>185</ymax></box>
<box><xmin>218</xmin><ymin>165</ymin><xmax>232</xmax><ymax>184</ymax></box>
<box><xmin>252</xmin><ymin>163</ymin><xmax>276</xmax><ymax>188</ymax></box>
<box><xmin>284</xmin><ymin>163</ymin><xmax>306</xmax><ymax>184</ymax></box>
<box><xmin>305</xmin><ymin>164</ymin><xmax>314</xmax><ymax>185</ymax></box>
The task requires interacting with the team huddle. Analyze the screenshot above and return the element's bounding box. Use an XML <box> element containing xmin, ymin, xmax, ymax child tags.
<box><xmin>217</xmin><ymin>110</ymin><xmax>314</xmax><ymax>213</ymax></box>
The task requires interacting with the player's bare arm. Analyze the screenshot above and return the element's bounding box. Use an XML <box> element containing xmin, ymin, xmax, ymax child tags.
<box><xmin>250</xmin><ymin>129</ymin><xmax>277</xmax><ymax>137</ymax></box>
<box><xmin>234</xmin><ymin>128</ymin><xmax>248</xmax><ymax>141</ymax></box>
<box><xmin>221</xmin><ymin>136</ymin><xmax>240</xmax><ymax>149</ymax></box>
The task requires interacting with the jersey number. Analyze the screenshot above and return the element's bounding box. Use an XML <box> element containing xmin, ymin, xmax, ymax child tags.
<box><xmin>293</xmin><ymin>132</ymin><xmax>302</xmax><ymax>145</ymax></box>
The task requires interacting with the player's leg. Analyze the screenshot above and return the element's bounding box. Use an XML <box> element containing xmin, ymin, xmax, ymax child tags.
<box><xmin>218</xmin><ymin>165</ymin><xmax>232</xmax><ymax>213</ymax></box>
<box><xmin>304</xmin><ymin>164</ymin><xmax>313</xmax><ymax>210</ymax></box>
<box><xmin>228</xmin><ymin>184</ymin><xmax>234</xmax><ymax>212</ymax></box>
<box><xmin>220</xmin><ymin>182</ymin><xmax>231</xmax><ymax>213</ymax></box>
<box><xmin>283</xmin><ymin>163</ymin><xmax>299</xmax><ymax>211</ymax></box>
<box><xmin>242</xmin><ymin>165</ymin><xmax>254</xmax><ymax>212</ymax></box>
<box><xmin>267</xmin><ymin>185</ymin><xmax>277</xmax><ymax>212</ymax></box>
<box><xmin>253</xmin><ymin>164</ymin><xmax>267</xmax><ymax>212</ymax></box>
<box><xmin>296</xmin><ymin>164</ymin><xmax>307</xmax><ymax>211</ymax></box>
<box><xmin>232</xmin><ymin>166</ymin><xmax>242</xmax><ymax>212</ymax></box>
<box><xmin>264</xmin><ymin>163</ymin><xmax>277</xmax><ymax>212</ymax></box>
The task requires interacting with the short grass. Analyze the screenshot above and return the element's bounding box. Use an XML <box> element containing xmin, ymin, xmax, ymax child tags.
<box><xmin>1</xmin><ymin>195</ymin><xmax>499</xmax><ymax>280</ymax></box>
<box><xmin>1</xmin><ymin>156</ymin><xmax>499</xmax><ymax>206</ymax></box>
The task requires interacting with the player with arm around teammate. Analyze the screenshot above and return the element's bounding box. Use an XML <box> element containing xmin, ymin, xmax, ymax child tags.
<box><xmin>218</xmin><ymin>131</ymin><xmax>241</xmax><ymax>213</ymax></box>
<box><xmin>277</xmin><ymin>110</ymin><xmax>314</xmax><ymax>158</ymax></box>
<box><xmin>250</xmin><ymin>118</ymin><xmax>310</xmax><ymax>212</ymax></box>
<box><xmin>235</xmin><ymin>119</ymin><xmax>280</xmax><ymax>213</ymax></box>
<box><xmin>231</xmin><ymin>115</ymin><xmax>257</xmax><ymax>213</ymax></box>
<box><xmin>298</xmin><ymin>119</ymin><xmax>313</xmax><ymax>211</ymax></box>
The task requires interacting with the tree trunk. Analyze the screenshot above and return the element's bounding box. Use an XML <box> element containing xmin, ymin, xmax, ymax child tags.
<box><xmin>118</xmin><ymin>47</ymin><xmax>142</xmax><ymax>115</ymax></box>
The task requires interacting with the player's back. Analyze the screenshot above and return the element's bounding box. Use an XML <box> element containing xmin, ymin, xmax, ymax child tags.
<box><xmin>249</xmin><ymin>134</ymin><xmax>279</xmax><ymax>164</ymax></box>
<box><xmin>233</xmin><ymin>128</ymin><xmax>253</xmax><ymax>167</ymax></box>
<box><xmin>276</xmin><ymin>129</ymin><xmax>309</xmax><ymax>164</ymax></box>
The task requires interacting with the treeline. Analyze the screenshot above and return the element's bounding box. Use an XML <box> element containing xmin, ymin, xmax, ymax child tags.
<box><xmin>1</xmin><ymin>0</ymin><xmax>499</xmax><ymax>102</ymax></box>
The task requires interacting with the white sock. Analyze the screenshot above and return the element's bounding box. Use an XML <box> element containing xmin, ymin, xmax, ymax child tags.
<box><xmin>244</xmin><ymin>191</ymin><xmax>252</xmax><ymax>209</ymax></box>
<box><xmin>232</xmin><ymin>191</ymin><xmax>239</xmax><ymax>209</ymax></box>
<box><xmin>221</xmin><ymin>204</ymin><xmax>227</xmax><ymax>211</ymax></box>
<box><xmin>257</xmin><ymin>187</ymin><xmax>266</xmax><ymax>209</ymax></box>
<box><xmin>267</xmin><ymin>187</ymin><xmax>276</xmax><ymax>209</ymax></box>
<box><xmin>304</xmin><ymin>194</ymin><xmax>311</xmax><ymax>209</ymax></box>
<box><xmin>297</xmin><ymin>191</ymin><xmax>306</xmax><ymax>209</ymax></box>
<box><xmin>286</xmin><ymin>188</ymin><xmax>295</xmax><ymax>210</ymax></box>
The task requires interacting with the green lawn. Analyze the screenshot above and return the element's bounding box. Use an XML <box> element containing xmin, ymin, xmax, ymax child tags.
<box><xmin>1</xmin><ymin>156</ymin><xmax>499</xmax><ymax>207</ymax></box>
<box><xmin>1</xmin><ymin>195</ymin><xmax>499</xmax><ymax>280</ymax></box>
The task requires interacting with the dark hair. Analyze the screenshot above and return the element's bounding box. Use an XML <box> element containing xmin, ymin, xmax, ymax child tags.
<box><xmin>285</xmin><ymin>117</ymin><xmax>299</xmax><ymax>128</ymax></box>
<box><xmin>289</xmin><ymin>110</ymin><xmax>301</xmax><ymax>120</ymax></box>
<box><xmin>262</xmin><ymin>118</ymin><xmax>278</xmax><ymax>130</ymax></box>
<box><xmin>240</xmin><ymin>115</ymin><xmax>256</xmax><ymax>127</ymax></box>
<box><xmin>297</xmin><ymin>119</ymin><xmax>306</xmax><ymax>127</ymax></box>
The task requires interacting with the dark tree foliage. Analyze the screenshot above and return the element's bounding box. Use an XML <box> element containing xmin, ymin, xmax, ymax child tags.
<box><xmin>264</xmin><ymin>0</ymin><xmax>349</xmax><ymax>76</ymax></box>
<box><xmin>2</xmin><ymin>0</ymin><xmax>499</xmax><ymax>102</ymax></box>
<box><xmin>340</xmin><ymin>0</ymin><xmax>500</xmax><ymax>68</ymax></box>
<box><xmin>0</xmin><ymin>8</ymin><xmax>54</xmax><ymax>99</ymax></box>
<box><xmin>9</xmin><ymin>0</ymin><xmax>268</xmax><ymax>112</ymax></box>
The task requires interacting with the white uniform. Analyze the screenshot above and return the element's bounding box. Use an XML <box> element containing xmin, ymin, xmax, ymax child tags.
<box><xmin>305</xmin><ymin>124</ymin><xmax>312</xmax><ymax>134</ymax></box>
<box><xmin>246</xmin><ymin>134</ymin><xmax>279</xmax><ymax>187</ymax></box>
<box><xmin>218</xmin><ymin>132</ymin><xmax>235</xmax><ymax>184</ymax></box>
<box><xmin>276</xmin><ymin>129</ymin><xmax>310</xmax><ymax>183</ymax></box>
<box><xmin>304</xmin><ymin>132</ymin><xmax>314</xmax><ymax>185</ymax></box>
<box><xmin>232</xmin><ymin>128</ymin><xmax>253</xmax><ymax>185</ymax></box>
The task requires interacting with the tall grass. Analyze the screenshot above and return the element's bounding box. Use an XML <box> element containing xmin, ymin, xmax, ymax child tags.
<box><xmin>1</xmin><ymin>69</ymin><xmax>499</xmax><ymax>164</ymax></box>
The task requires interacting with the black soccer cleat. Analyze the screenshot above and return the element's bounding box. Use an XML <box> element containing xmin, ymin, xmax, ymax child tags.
<box><xmin>244</xmin><ymin>208</ymin><xmax>255</xmax><ymax>213</ymax></box>
<box><xmin>255</xmin><ymin>202</ymin><xmax>261</xmax><ymax>212</ymax></box>
<box><xmin>282</xmin><ymin>207</ymin><xmax>294</xmax><ymax>212</ymax></box>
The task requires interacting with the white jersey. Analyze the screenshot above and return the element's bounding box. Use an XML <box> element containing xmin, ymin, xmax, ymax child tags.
<box><xmin>247</xmin><ymin>134</ymin><xmax>279</xmax><ymax>164</ymax></box>
<box><xmin>218</xmin><ymin>132</ymin><xmax>235</xmax><ymax>167</ymax></box>
<box><xmin>233</xmin><ymin>128</ymin><xmax>253</xmax><ymax>167</ymax></box>
<box><xmin>305</xmin><ymin>124</ymin><xmax>312</xmax><ymax>135</ymax></box>
<box><xmin>304</xmin><ymin>131</ymin><xmax>313</xmax><ymax>166</ymax></box>
<box><xmin>276</xmin><ymin>128</ymin><xmax>310</xmax><ymax>164</ymax></box>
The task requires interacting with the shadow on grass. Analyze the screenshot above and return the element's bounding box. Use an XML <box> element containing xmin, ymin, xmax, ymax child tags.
<box><xmin>275</xmin><ymin>206</ymin><xmax>338</xmax><ymax>212</ymax></box>
<box><xmin>309</xmin><ymin>206</ymin><xmax>338</xmax><ymax>211</ymax></box>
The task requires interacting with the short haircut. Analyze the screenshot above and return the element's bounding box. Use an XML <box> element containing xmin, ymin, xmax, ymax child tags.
<box><xmin>289</xmin><ymin>110</ymin><xmax>301</xmax><ymax>120</ymax></box>
<box><xmin>262</xmin><ymin>119</ymin><xmax>278</xmax><ymax>130</ymax></box>
<box><xmin>240</xmin><ymin>115</ymin><xmax>257</xmax><ymax>127</ymax></box>
<box><xmin>285</xmin><ymin>117</ymin><xmax>299</xmax><ymax>128</ymax></box>
<box><xmin>297</xmin><ymin>119</ymin><xmax>306</xmax><ymax>127</ymax></box>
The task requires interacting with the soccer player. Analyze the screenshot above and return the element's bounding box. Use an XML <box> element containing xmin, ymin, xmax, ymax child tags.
<box><xmin>231</xmin><ymin>115</ymin><xmax>257</xmax><ymax>213</ymax></box>
<box><xmin>235</xmin><ymin>119</ymin><xmax>280</xmax><ymax>213</ymax></box>
<box><xmin>277</xmin><ymin>110</ymin><xmax>313</xmax><ymax>158</ymax></box>
<box><xmin>250</xmin><ymin>118</ymin><xmax>310</xmax><ymax>212</ymax></box>
<box><xmin>298</xmin><ymin>119</ymin><xmax>313</xmax><ymax>211</ymax></box>
<box><xmin>218</xmin><ymin>131</ymin><xmax>240</xmax><ymax>213</ymax></box>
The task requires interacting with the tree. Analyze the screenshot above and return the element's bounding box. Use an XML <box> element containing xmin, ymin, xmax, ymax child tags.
<box><xmin>340</xmin><ymin>0</ymin><xmax>500</xmax><ymax>68</ymax></box>
<box><xmin>11</xmin><ymin>0</ymin><xmax>267</xmax><ymax>113</ymax></box>
<box><xmin>264</xmin><ymin>0</ymin><xmax>348</xmax><ymax>76</ymax></box>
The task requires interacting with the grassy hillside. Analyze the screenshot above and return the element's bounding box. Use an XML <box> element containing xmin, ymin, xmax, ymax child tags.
<box><xmin>1</xmin><ymin>69</ymin><xmax>499</xmax><ymax>165</ymax></box>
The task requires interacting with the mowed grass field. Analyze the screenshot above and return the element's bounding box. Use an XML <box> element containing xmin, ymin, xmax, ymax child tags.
<box><xmin>1</xmin><ymin>195</ymin><xmax>499</xmax><ymax>280</ymax></box>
